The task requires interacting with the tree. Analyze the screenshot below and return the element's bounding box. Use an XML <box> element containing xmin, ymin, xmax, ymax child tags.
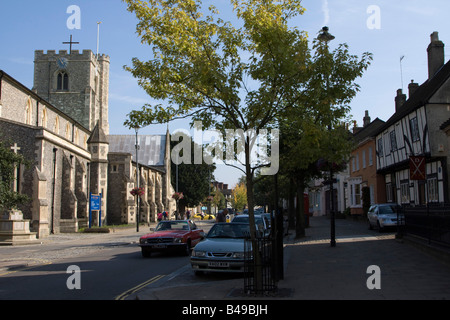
<box><xmin>277</xmin><ymin>32</ymin><xmax>371</xmax><ymax>238</ymax></box>
<box><xmin>0</xmin><ymin>141</ymin><xmax>29</xmax><ymax>211</ymax></box>
<box><xmin>170</xmin><ymin>133</ymin><xmax>215</xmax><ymax>212</ymax></box>
<box><xmin>123</xmin><ymin>0</ymin><xmax>309</xmax><ymax>243</ymax></box>
<box><xmin>231</xmin><ymin>182</ymin><xmax>247</xmax><ymax>211</ymax></box>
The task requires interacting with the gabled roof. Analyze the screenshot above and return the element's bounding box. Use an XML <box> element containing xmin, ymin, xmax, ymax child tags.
<box><xmin>353</xmin><ymin>118</ymin><xmax>385</xmax><ymax>143</ymax></box>
<box><xmin>379</xmin><ymin>59</ymin><xmax>450</xmax><ymax>132</ymax></box>
<box><xmin>87</xmin><ymin>122</ymin><xmax>108</xmax><ymax>144</ymax></box>
<box><xmin>108</xmin><ymin>134</ymin><xmax>166</xmax><ymax>167</ymax></box>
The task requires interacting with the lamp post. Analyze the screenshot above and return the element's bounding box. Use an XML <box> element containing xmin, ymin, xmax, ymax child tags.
<box><xmin>135</xmin><ymin>127</ymin><xmax>140</xmax><ymax>232</ymax></box>
<box><xmin>318</xmin><ymin>26</ymin><xmax>336</xmax><ymax>247</ymax></box>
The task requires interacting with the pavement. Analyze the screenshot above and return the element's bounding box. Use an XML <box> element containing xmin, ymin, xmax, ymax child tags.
<box><xmin>1</xmin><ymin>216</ymin><xmax>450</xmax><ymax>300</ymax></box>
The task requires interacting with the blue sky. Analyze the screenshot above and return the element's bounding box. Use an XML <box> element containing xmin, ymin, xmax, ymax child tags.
<box><xmin>1</xmin><ymin>0</ymin><xmax>450</xmax><ymax>187</ymax></box>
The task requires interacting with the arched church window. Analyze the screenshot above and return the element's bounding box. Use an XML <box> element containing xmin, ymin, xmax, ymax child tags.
<box><xmin>25</xmin><ymin>97</ymin><xmax>32</xmax><ymax>125</ymax></box>
<box><xmin>57</xmin><ymin>71</ymin><xmax>69</xmax><ymax>91</ymax></box>
<box><xmin>41</xmin><ymin>107</ymin><xmax>48</xmax><ymax>128</ymax></box>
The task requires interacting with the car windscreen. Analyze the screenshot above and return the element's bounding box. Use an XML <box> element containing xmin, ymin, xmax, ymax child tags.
<box><xmin>207</xmin><ymin>223</ymin><xmax>250</xmax><ymax>239</ymax></box>
<box><xmin>155</xmin><ymin>221</ymin><xmax>189</xmax><ymax>231</ymax></box>
<box><xmin>379</xmin><ymin>206</ymin><xmax>396</xmax><ymax>214</ymax></box>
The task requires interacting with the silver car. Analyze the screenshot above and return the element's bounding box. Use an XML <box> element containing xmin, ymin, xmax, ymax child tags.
<box><xmin>191</xmin><ymin>223</ymin><xmax>251</xmax><ymax>275</ymax></box>
<box><xmin>367</xmin><ymin>204</ymin><xmax>405</xmax><ymax>231</ymax></box>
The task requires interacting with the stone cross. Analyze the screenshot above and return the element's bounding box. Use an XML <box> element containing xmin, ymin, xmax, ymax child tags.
<box><xmin>10</xmin><ymin>143</ymin><xmax>20</xmax><ymax>192</ymax></box>
<box><xmin>10</xmin><ymin>143</ymin><xmax>20</xmax><ymax>154</ymax></box>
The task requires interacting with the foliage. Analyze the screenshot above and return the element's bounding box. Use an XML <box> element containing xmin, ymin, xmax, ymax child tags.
<box><xmin>231</xmin><ymin>182</ymin><xmax>247</xmax><ymax>211</ymax></box>
<box><xmin>170</xmin><ymin>133</ymin><xmax>215</xmax><ymax>208</ymax></box>
<box><xmin>0</xmin><ymin>141</ymin><xmax>30</xmax><ymax>210</ymax></box>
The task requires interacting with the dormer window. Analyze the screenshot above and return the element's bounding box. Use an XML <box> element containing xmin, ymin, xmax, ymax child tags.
<box><xmin>57</xmin><ymin>71</ymin><xmax>69</xmax><ymax>91</ymax></box>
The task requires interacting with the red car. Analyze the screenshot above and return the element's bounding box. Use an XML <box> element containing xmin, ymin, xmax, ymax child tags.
<box><xmin>139</xmin><ymin>220</ymin><xmax>204</xmax><ymax>257</ymax></box>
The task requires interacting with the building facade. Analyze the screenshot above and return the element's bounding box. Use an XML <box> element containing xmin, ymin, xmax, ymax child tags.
<box><xmin>375</xmin><ymin>32</ymin><xmax>450</xmax><ymax>206</ymax></box>
<box><xmin>0</xmin><ymin>48</ymin><xmax>174</xmax><ymax>237</ymax></box>
<box><xmin>347</xmin><ymin>111</ymin><xmax>386</xmax><ymax>215</ymax></box>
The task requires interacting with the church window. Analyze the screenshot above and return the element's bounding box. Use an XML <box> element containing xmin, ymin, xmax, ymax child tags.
<box><xmin>57</xmin><ymin>71</ymin><xmax>69</xmax><ymax>91</ymax></box>
<box><xmin>65</xmin><ymin>123</ymin><xmax>71</xmax><ymax>140</ymax></box>
<box><xmin>74</xmin><ymin>128</ymin><xmax>79</xmax><ymax>145</ymax></box>
<box><xmin>42</xmin><ymin>107</ymin><xmax>48</xmax><ymax>128</ymax></box>
<box><xmin>25</xmin><ymin>98</ymin><xmax>32</xmax><ymax>125</ymax></box>
<box><xmin>54</xmin><ymin>116</ymin><xmax>60</xmax><ymax>134</ymax></box>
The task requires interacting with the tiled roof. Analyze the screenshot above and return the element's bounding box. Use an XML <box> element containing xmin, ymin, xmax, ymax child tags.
<box><xmin>108</xmin><ymin>134</ymin><xmax>166</xmax><ymax>167</ymax></box>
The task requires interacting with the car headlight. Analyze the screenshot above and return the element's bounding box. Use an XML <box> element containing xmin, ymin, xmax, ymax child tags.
<box><xmin>139</xmin><ymin>238</ymin><xmax>146</xmax><ymax>244</ymax></box>
<box><xmin>232</xmin><ymin>252</ymin><xmax>245</xmax><ymax>259</ymax></box>
<box><xmin>193</xmin><ymin>250</ymin><xmax>206</xmax><ymax>257</ymax></box>
<box><xmin>173</xmin><ymin>238</ymin><xmax>183</xmax><ymax>243</ymax></box>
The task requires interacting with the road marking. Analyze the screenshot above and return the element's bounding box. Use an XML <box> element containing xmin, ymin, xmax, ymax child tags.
<box><xmin>115</xmin><ymin>274</ymin><xmax>165</xmax><ymax>300</ymax></box>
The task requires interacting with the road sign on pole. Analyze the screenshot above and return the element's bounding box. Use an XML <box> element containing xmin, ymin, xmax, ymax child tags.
<box><xmin>89</xmin><ymin>193</ymin><xmax>102</xmax><ymax>228</ymax></box>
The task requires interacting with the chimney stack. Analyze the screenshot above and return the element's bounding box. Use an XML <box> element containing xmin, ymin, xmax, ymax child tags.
<box><xmin>363</xmin><ymin>110</ymin><xmax>371</xmax><ymax>127</ymax></box>
<box><xmin>395</xmin><ymin>89</ymin><xmax>407</xmax><ymax>112</ymax></box>
<box><xmin>427</xmin><ymin>31</ymin><xmax>445</xmax><ymax>79</ymax></box>
<box><xmin>408</xmin><ymin>80</ymin><xmax>419</xmax><ymax>97</ymax></box>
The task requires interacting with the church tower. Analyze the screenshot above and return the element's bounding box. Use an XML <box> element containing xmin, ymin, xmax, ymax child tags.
<box><xmin>32</xmin><ymin>48</ymin><xmax>110</xmax><ymax>135</ymax></box>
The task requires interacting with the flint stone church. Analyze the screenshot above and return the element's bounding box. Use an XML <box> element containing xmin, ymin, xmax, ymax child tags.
<box><xmin>0</xmin><ymin>47</ymin><xmax>175</xmax><ymax>238</ymax></box>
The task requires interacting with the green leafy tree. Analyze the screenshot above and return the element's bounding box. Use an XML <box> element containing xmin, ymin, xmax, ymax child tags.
<box><xmin>170</xmin><ymin>133</ymin><xmax>215</xmax><ymax>211</ymax></box>
<box><xmin>0</xmin><ymin>141</ymin><xmax>30</xmax><ymax>211</ymax></box>
<box><xmin>278</xmin><ymin>32</ymin><xmax>371</xmax><ymax>238</ymax></box>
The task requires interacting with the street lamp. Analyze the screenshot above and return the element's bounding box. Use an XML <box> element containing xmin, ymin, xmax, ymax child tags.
<box><xmin>135</xmin><ymin>127</ymin><xmax>140</xmax><ymax>232</ymax></box>
<box><xmin>318</xmin><ymin>26</ymin><xmax>336</xmax><ymax>247</ymax></box>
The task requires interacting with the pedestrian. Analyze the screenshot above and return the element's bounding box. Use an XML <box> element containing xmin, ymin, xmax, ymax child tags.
<box><xmin>162</xmin><ymin>211</ymin><xmax>167</xmax><ymax>220</ymax></box>
<box><xmin>157</xmin><ymin>212</ymin><xmax>163</xmax><ymax>222</ymax></box>
<box><xmin>216</xmin><ymin>208</ymin><xmax>227</xmax><ymax>223</ymax></box>
<box><xmin>186</xmin><ymin>210</ymin><xmax>190</xmax><ymax>220</ymax></box>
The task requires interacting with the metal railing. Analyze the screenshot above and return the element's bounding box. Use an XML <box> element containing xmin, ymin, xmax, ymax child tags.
<box><xmin>403</xmin><ymin>203</ymin><xmax>450</xmax><ymax>246</ymax></box>
<box><xmin>243</xmin><ymin>235</ymin><xmax>277</xmax><ymax>295</ymax></box>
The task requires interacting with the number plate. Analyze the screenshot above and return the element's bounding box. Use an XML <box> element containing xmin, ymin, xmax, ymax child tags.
<box><xmin>152</xmin><ymin>244</ymin><xmax>166</xmax><ymax>249</ymax></box>
<box><xmin>208</xmin><ymin>261</ymin><xmax>229</xmax><ymax>268</ymax></box>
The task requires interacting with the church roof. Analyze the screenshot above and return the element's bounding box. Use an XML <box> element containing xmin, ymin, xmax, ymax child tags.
<box><xmin>108</xmin><ymin>134</ymin><xmax>166</xmax><ymax>167</ymax></box>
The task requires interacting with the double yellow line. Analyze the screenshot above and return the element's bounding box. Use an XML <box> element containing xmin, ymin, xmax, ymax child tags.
<box><xmin>115</xmin><ymin>274</ymin><xmax>165</xmax><ymax>300</ymax></box>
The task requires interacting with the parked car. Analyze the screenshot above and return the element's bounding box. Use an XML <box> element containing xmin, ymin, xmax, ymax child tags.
<box><xmin>367</xmin><ymin>204</ymin><xmax>405</xmax><ymax>231</ymax></box>
<box><xmin>193</xmin><ymin>213</ymin><xmax>215</xmax><ymax>220</ymax></box>
<box><xmin>191</xmin><ymin>222</ymin><xmax>251</xmax><ymax>274</ymax></box>
<box><xmin>139</xmin><ymin>220</ymin><xmax>204</xmax><ymax>257</ymax></box>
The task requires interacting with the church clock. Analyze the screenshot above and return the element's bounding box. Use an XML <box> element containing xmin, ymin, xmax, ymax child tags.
<box><xmin>56</xmin><ymin>57</ymin><xmax>68</xmax><ymax>69</ymax></box>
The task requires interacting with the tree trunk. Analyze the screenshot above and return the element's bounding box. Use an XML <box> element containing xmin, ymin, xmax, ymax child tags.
<box><xmin>244</xmin><ymin>139</ymin><xmax>263</xmax><ymax>293</ymax></box>
<box><xmin>295</xmin><ymin>174</ymin><xmax>306</xmax><ymax>239</ymax></box>
<box><xmin>288</xmin><ymin>177</ymin><xmax>296</xmax><ymax>231</ymax></box>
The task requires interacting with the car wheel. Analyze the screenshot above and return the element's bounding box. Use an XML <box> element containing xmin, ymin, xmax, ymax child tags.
<box><xmin>141</xmin><ymin>248</ymin><xmax>152</xmax><ymax>258</ymax></box>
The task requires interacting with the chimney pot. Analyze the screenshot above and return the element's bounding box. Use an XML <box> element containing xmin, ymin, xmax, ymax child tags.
<box><xmin>363</xmin><ymin>110</ymin><xmax>371</xmax><ymax>127</ymax></box>
<box><xmin>408</xmin><ymin>80</ymin><xmax>419</xmax><ymax>97</ymax></box>
<box><xmin>427</xmin><ymin>31</ymin><xmax>445</xmax><ymax>79</ymax></box>
<box><xmin>395</xmin><ymin>89</ymin><xmax>407</xmax><ymax>112</ymax></box>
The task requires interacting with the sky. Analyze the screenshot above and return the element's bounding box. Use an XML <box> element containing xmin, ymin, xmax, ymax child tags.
<box><xmin>1</xmin><ymin>0</ymin><xmax>450</xmax><ymax>188</ymax></box>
